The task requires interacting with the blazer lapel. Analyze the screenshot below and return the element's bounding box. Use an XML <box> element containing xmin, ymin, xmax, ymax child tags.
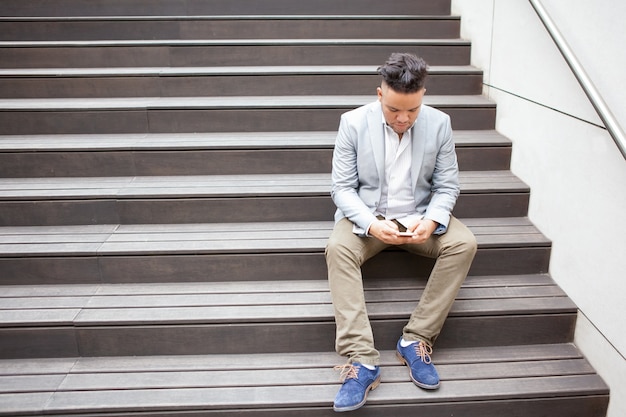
<box><xmin>410</xmin><ymin>110</ymin><xmax>427</xmax><ymax>191</ymax></box>
<box><xmin>367</xmin><ymin>104</ymin><xmax>385</xmax><ymax>184</ymax></box>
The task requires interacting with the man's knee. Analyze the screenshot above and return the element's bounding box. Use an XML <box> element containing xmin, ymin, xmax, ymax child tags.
<box><xmin>326</xmin><ymin>234</ymin><xmax>359</xmax><ymax>267</ymax></box>
<box><xmin>445</xmin><ymin>220</ymin><xmax>477</xmax><ymax>257</ymax></box>
<box><xmin>462</xmin><ymin>231</ymin><xmax>478</xmax><ymax>255</ymax></box>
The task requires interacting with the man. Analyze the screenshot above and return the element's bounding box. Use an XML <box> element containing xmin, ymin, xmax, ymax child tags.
<box><xmin>326</xmin><ymin>52</ymin><xmax>477</xmax><ymax>412</ymax></box>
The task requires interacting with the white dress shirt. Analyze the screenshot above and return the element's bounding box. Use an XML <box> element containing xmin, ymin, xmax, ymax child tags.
<box><xmin>375</xmin><ymin>121</ymin><xmax>421</xmax><ymax>227</ymax></box>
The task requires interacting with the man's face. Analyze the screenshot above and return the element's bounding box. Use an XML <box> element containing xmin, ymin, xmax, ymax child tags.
<box><xmin>377</xmin><ymin>83</ymin><xmax>425</xmax><ymax>137</ymax></box>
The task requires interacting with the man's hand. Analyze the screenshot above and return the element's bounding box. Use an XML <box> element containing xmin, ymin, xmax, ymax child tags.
<box><xmin>369</xmin><ymin>218</ymin><xmax>437</xmax><ymax>245</ymax></box>
<box><xmin>407</xmin><ymin>219</ymin><xmax>437</xmax><ymax>244</ymax></box>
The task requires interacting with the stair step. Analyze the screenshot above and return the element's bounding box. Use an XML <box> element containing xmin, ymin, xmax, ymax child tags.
<box><xmin>0</xmin><ymin>16</ymin><xmax>461</xmax><ymax>41</ymax></box>
<box><xmin>0</xmin><ymin>218</ymin><xmax>550</xmax><ymax>256</ymax></box>
<box><xmin>0</xmin><ymin>344</ymin><xmax>606</xmax><ymax>416</ymax></box>
<box><xmin>0</xmin><ymin>130</ymin><xmax>511</xmax><ymax>176</ymax></box>
<box><xmin>0</xmin><ymin>0</ymin><xmax>452</xmax><ymax>17</ymax></box>
<box><xmin>0</xmin><ymin>39</ymin><xmax>471</xmax><ymax>68</ymax></box>
<box><xmin>0</xmin><ymin>275</ymin><xmax>574</xmax><ymax>325</ymax></box>
<box><xmin>0</xmin><ymin>275</ymin><xmax>575</xmax><ymax>358</ymax></box>
<box><xmin>0</xmin><ymin>65</ymin><xmax>483</xmax><ymax>97</ymax></box>
<box><xmin>0</xmin><ymin>95</ymin><xmax>495</xmax><ymax>134</ymax></box>
<box><xmin>0</xmin><ymin>171</ymin><xmax>529</xmax><ymax>225</ymax></box>
<box><xmin>0</xmin><ymin>344</ymin><xmax>607</xmax><ymax>415</ymax></box>
<box><xmin>0</xmin><ymin>129</ymin><xmax>509</xmax><ymax>150</ymax></box>
<box><xmin>0</xmin><ymin>218</ymin><xmax>551</xmax><ymax>286</ymax></box>
<box><xmin>0</xmin><ymin>171</ymin><xmax>528</xmax><ymax>198</ymax></box>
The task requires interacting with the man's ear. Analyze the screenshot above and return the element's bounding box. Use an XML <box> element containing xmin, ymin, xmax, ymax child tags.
<box><xmin>376</xmin><ymin>86</ymin><xmax>383</xmax><ymax>101</ymax></box>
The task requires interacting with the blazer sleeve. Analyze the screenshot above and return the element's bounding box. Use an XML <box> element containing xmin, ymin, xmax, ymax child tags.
<box><xmin>330</xmin><ymin>113</ymin><xmax>379</xmax><ymax>233</ymax></box>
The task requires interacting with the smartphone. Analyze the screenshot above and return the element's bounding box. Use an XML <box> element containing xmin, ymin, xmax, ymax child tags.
<box><xmin>397</xmin><ymin>231</ymin><xmax>416</xmax><ymax>237</ymax></box>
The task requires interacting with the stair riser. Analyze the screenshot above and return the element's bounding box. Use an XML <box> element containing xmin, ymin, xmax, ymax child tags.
<box><xmin>0</xmin><ymin>44</ymin><xmax>470</xmax><ymax>68</ymax></box>
<box><xmin>0</xmin><ymin>314</ymin><xmax>574</xmax><ymax>359</ymax></box>
<box><xmin>0</xmin><ymin>19</ymin><xmax>460</xmax><ymax>41</ymax></box>
<box><xmin>0</xmin><ymin>107</ymin><xmax>495</xmax><ymax>135</ymax></box>
<box><xmin>0</xmin><ymin>0</ymin><xmax>451</xmax><ymax>17</ymax></box>
<box><xmin>0</xmin><ymin>147</ymin><xmax>510</xmax><ymax>177</ymax></box>
<box><xmin>0</xmin><ymin>194</ymin><xmax>529</xmax><ymax>226</ymax></box>
<box><xmin>0</xmin><ymin>248</ymin><xmax>551</xmax><ymax>285</ymax></box>
<box><xmin>0</xmin><ymin>73</ymin><xmax>483</xmax><ymax>98</ymax></box>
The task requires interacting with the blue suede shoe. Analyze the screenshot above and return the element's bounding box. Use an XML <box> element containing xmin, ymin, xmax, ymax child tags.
<box><xmin>396</xmin><ymin>338</ymin><xmax>440</xmax><ymax>389</ymax></box>
<box><xmin>333</xmin><ymin>363</ymin><xmax>381</xmax><ymax>412</ymax></box>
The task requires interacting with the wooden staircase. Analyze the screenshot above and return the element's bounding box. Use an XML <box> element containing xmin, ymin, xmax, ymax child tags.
<box><xmin>0</xmin><ymin>0</ymin><xmax>610</xmax><ymax>415</ymax></box>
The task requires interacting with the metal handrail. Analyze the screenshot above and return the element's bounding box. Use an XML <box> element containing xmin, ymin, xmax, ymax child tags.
<box><xmin>529</xmin><ymin>0</ymin><xmax>626</xmax><ymax>160</ymax></box>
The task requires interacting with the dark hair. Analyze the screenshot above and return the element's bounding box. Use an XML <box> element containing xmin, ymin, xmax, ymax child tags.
<box><xmin>377</xmin><ymin>53</ymin><xmax>428</xmax><ymax>93</ymax></box>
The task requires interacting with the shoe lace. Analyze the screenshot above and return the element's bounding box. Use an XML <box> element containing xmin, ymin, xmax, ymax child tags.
<box><xmin>414</xmin><ymin>341</ymin><xmax>434</xmax><ymax>364</ymax></box>
<box><xmin>334</xmin><ymin>363</ymin><xmax>359</xmax><ymax>382</ymax></box>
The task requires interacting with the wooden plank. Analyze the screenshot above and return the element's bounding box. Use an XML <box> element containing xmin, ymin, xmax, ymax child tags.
<box><xmin>0</xmin><ymin>218</ymin><xmax>549</xmax><ymax>257</ymax></box>
<box><xmin>0</xmin><ymin>67</ymin><xmax>479</xmax><ymax>98</ymax></box>
<box><xmin>68</xmin><ymin>296</ymin><xmax>575</xmax><ymax>326</ymax></box>
<box><xmin>0</xmin><ymin>171</ymin><xmax>526</xmax><ymax>198</ymax></box>
<box><xmin>0</xmin><ymin>297</ymin><xmax>91</xmax><ymax>309</ymax></box>
<box><xmin>0</xmin><ymin>274</ymin><xmax>554</xmax><ymax>299</ymax></box>
<box><xmin>59</xmin><ymin>344</ymin><xmax>582</xmax><ymax>372</ymax></box>
<box><xmin>0</xmin><ymin>327</ymin><xmax>79</xmax><ymax>358</ymax></box>
<box><xmin>0</xmin><ymin>94</ymin><xmax>489</xmax><ymax>111</ymax></box>
<box><xmin>1</xmin><ymin>17</ymin><xmax>461</xmax><ymax>42</ymax></box>
<box><xmin>0</xmin><ymin>309</ymin><xmax>81</xmax><ymax>326</ymax></box>
<box><xmin>83</xmin><ymin>285</ymin><xmax>565</xmax><ymax>308</ymax></box>
<box><xmin>53</xmin><ymin>344</ymin><xmax>579</xmax><ymax>373</ymax></box>
<box><xmin>0</xmin><ymin>343</ymin><xmax>604</xmax><ymax>412</ymax></box>
<box><xmin>0</xmin><ymin>130</ymin><xmax>509</xmax><ymax>152</ymax></box>
<box><xmin>0</xmin><ymin>65</ymin><xmax>477</xmax><ymax>78</ymax></box>
<box><xmin>70</xmin><ymin>314</ymin><xmax>574</xmax><ymax>355</ymax></box>
<box><xmin>0</xmin><ymin>285</ymin><xmax>566</xmax><ymax>311</ymax></box>
<box><xmin>0</xmin><ymin>41</ymin><xmax>469</xmax><ymax>69</ymax></box>
<box><xmin>52</xmin><ymin>359</ymin><xmax>595</xmax><ymax>391</ymax></box>
<box><xmin>0</xmin><ymin>274</ymin><xmax>564</xmax><ymax>321</ymax></box>
<box><xmin>0</xmin><ymin>357</ymin><xmax>76</xmax><ymax>376</ymax></box>
<box><xmin>0</xmin><ymin>392</ymin><xmax>52</xmax><ymax>416</ymax></box>
<box><xmin>0</xmin><ymin>375</ymin><xmax>66</xmax><ymax>393</ymax></box>
<box><xmin>27</xmin><ymin>374</ymin><xmax>608</xmax><ymax>414</ymax></box>
<box><xmin>0</xmin><ymin>39</ymin><xmax>471</xmax><ymax>49</ymax></box>
<box><xmin>0</xmin><ymin>284</ymin><xmax>99</xmax><ymax>297</ymax></box>
<box><xmin>0</xmin><ymin>0</ymin><xmax>451</xmax><ymax>17</ymax></box>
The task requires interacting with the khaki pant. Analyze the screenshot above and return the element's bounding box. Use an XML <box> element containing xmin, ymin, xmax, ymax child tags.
<box><xmin>325</xmin><ymin>216</ymin><xmax>477</xmax><ymax>366</ymax></box>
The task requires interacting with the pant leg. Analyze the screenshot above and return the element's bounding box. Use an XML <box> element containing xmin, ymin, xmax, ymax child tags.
<box><xmin>325</xmin><ymin>218</ymin><xmax>389</xmax><ymax>366</ymax></box>
<box><xmin>400</xmin><ymin>216</ymin><xmax>477</xmax><ymax>346</ymax></box>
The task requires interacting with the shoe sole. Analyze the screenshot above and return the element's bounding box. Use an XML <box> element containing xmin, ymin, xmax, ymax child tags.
<box><xmin>396</xmin><ymin>351</ymin><xmax>441</xmax><ymax>390</ymax></box>
<box><xmin>333</xmin><ymin>375</ymin><xmax>382</xmax><ymax>412</ymax></box>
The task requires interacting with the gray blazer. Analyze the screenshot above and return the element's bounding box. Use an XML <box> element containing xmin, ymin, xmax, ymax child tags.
<box><xmin>331</xmin><ymin>100</ymin><xmax>460</xmax><ymax>236</ymax></box>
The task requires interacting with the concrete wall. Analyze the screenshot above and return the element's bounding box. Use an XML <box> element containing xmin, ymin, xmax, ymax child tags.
<box><xmin>450</xmin><ymin>1</ymin><xmax>626</xmax><ymax>416</ymax></box>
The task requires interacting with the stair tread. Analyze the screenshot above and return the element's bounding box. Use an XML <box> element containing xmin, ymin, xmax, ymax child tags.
<box><xmin>0</xmin><ymin>171</ymin><xmax>528</xmax><ymax>200</ymax></box>
<box><xmin>0</xmin><ymin>343</ymin><xmax>586</xmax><ymax>374</ymax></box>
<box><xmin>0</xmin><ymin>65</ymin><xmax>480</xmax><ymax>77</ymax></box>
<box><xmin>0</xmin><ymin>274</ymin><xmax>561</xmax><ymax>298</ymax></box>
<box><xmin>0</xmin><ymin>364</ymin><xmax>601</xmax><ymax>393</ymax></box>
<box><xmin>0</xmin><ymin>130</ymin><xmax>510</xmax><ymax>151</ymax></box>
<box><xmin>0</xmin><ymin>345</ymin><xmax>607</xmax><ymax>414</ymax></box>
<box><xmin>1</xmin><ymin>15</ymin><xmax>460</xmax><ymax>22</ymax></box>
<box><xmin>0</xmin><ymin>274</ymin><xmax>575</xmax><ymax>327</ymax></box>
<box><xmin>0</xmin><ymin>217</ymin><xmax>550</xmax><ymax>257</ymax></box>
<box><xmin>0</xmin><ymin>376</ymin><xmax>608</xmax><ymax>415</ymax></box>
<box><xmin>0</xmin><ymin>38</ymin><xmax>470</xmax><ymax>47</ymax></box>
<box><xmin>0</xmin><ymin>94</ymin><xmax>493</xmax><ymax>110</ymax></box>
